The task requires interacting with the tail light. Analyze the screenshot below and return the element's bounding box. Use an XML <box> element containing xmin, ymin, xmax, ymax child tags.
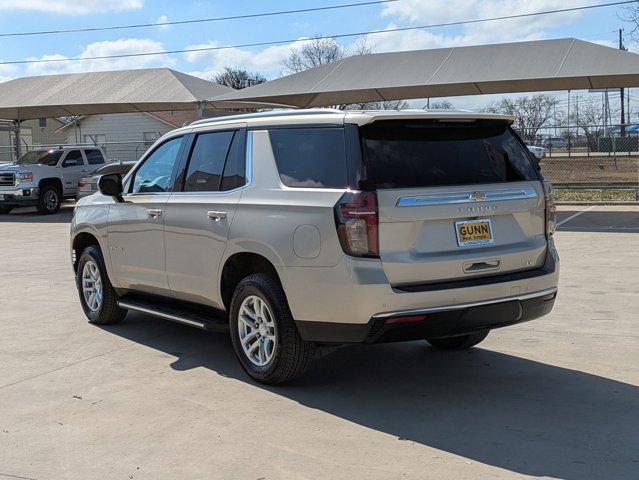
<box><xmin>334</xmin><ymin>191</ymin><xmax>379</xmax><ymax>258</ymax></box>
<box><xmin>542</xmin><ymin>181</ymin><xmax>556</xmax><ymax>237</ymax></box>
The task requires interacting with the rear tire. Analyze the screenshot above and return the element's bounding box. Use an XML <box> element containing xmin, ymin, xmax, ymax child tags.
<box><xmin>0</xmin><ymin>206</ymin><xmax>13</xmax><ymax>214</ymax></box>
<box><xmin>76</xmin><ymin>245</ymin><xmax>127</xmax><ymax>325</ymax></box>
<box><xmin>426</xmin><ymin>330</ymin><xmax>490</xmax><ymax>350</ymax></box>
<box><xmin>36</xmin><ymin>183</ymin><xmax>62</xmax><ymax>214</ymax></box>
<box><xmin>229</xmin><ymin>273</ymin><xmax>315</xmax><ymax>385</ymax></box>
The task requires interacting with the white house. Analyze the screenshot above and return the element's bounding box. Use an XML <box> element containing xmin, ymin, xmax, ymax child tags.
<box><xmin>57</xmin><ymin>111</ymin><xmax>201</xmax><ymax>162</ymax></box>
<box><xmin>0</xmin><ymin>118</ymin><xmax>66</xmax><ymax>162</ymax></box>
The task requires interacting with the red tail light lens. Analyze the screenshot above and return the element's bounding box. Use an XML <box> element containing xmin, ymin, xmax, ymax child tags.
<box><xmin>334</xmin><ymin>191</ymin><xmax>379</xmax><ymax>258</ymax></box>
<box><xmin>542</xmin><ymin>181</ymin><xmax>556</xmax><ymax>237</ymax></box>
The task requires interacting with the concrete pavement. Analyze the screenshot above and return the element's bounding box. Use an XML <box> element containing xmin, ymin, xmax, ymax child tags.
<box><xmin>0</xmin><ymin>204</ymin><xmax>637</xmax><ymax>479</ymax></box>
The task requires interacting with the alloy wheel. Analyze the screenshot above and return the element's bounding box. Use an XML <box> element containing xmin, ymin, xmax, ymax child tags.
<box><xmin>82</xmin><ymin>260</ymin><xmax>103</xmax><ymax>312</ymax></box>
<box><xmin>237</xmin><ymin>295</ymin><xmax>277</xmax><ymax>367</ymax></box>
<box><xmin>44</xmin><ymin>189</ymin><xmax>59</xmax><ymax>211</ymax></box>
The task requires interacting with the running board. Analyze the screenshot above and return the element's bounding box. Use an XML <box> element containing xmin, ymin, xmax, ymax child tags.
<box><xmin>118</xmin><ymin>296</ymin><xmax>229</xmax><ymax>333</ymax></box>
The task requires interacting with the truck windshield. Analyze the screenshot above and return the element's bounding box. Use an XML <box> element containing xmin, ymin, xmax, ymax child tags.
<box><xmin>16</xmin><ymin>150</ymin><xmax>63</xmax><ymax>166</ymax></box>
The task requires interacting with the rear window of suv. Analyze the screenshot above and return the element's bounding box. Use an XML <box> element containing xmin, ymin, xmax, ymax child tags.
<box><xmin>359</xmin><ymin>120</ymin><xmax>539</xmax><ymax>189</ymax></box>
<box><xmin>269</xmin><ymin>127</ymin><xmax>347</xmax><ymax>188</ymax></box>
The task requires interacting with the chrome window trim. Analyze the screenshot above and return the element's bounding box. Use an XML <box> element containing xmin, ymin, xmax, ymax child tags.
<box><xmin>168</xmin><ymin>130</ymin><xmax>253</xmax><ymax>197</ymax></box>
<box><xmin>396</xmin><ymin>187</ymin><xmax>538</xmax><ymax>207</ymax></box>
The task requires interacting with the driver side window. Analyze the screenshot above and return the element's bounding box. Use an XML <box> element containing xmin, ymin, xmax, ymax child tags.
<box><xmin>132</xmin><ymin>137</ymin><xmax>182</xmax><ymax>194</ymax></box>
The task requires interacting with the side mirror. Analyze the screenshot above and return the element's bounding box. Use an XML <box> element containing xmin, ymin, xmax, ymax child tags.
<box><xmin>98</xmin><ymin>173</ymin><xmax>123</xmax><ymax>200</ymax></box>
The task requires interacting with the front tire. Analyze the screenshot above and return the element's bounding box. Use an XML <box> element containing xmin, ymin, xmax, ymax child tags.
<box><xmin>426</xmin><ymin>330</ymin><xmax>490</xmax><ymax>350</ymax></box>
<box><xmin>76</xmin><ymin>245</ymin><xmax>127</xmax><ymax>325</ymax></box>
<box><xmin>229</xmin><ymin>273</ymin><xmax>315</xmax><ymax>385</ymax></box>
<box><xmin>0</xmin><ymin>206</ymin><xmax>13</xmax><ymax>214</ymax></box>
<box><xmin>36</xmin><ymin>184</ymin><xmax>62</xmax><ymax>214</ymax></box>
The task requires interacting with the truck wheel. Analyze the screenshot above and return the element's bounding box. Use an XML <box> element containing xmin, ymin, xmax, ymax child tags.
<box><xmin>426</xmin><ymin>330</ymin><xmax>490</xmax><ymax>350</ymax></box>
<box><xmin>76</xmin><ymin>245</ymin><xmax>127</xmax><ymax>325</ymax></box>
<box><xmin>36</xmin><ymin>184</ymin><xmax>62</xmax><ymax>214</ymax></box>
<box><xmin>0</xmin><ymin>206</ymin><xmax>13</xmax><ymax>214</ymax></box>
<box><xmin>229</xmin><ymin>273</ymin><xmax>315</xmax><ymax>385</ymax></box>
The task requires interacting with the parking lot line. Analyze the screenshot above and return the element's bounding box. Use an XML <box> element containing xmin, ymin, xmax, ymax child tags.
<box><xmin>556</xmin><ymin>205</ymin><xmax>596</xmax><ymax>227</ymax></box>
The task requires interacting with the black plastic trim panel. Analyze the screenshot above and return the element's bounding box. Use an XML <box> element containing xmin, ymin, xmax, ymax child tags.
<box><xmin>295</xmin><ymin>292</ymin><xmax>556</xmax><ymax>344</ymax></box>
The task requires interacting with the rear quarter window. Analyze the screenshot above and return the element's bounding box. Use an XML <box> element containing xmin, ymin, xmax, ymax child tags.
<box><xmin>360</xmin><ymin>121</ymin><xmax>539</xmax><ymax>189</ymax></box>
<box><xmin>85</xmin><ymin>149</ymin><xmax>105</xmax><ymax>165</ymax></box>
<box><xmin>268</xmin><ymin>127</ymin><xmax>347</xmax><ymax>188</ymax></box>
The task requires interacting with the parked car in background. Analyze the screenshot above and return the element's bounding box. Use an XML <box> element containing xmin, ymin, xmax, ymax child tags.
<box><xmin>526</xmin><ymin>144</ymin><xmax>546</xmax><ymax>159</ymax></box>
<box><xmin>77</xmin><ymin>161</ymin><xmax>136</xmax><ymax>200</ymax></box>
<box><xmin>541</xmin><ymin>137</ymin><xmax>568</xmax><ymax>150</ymax></box>
<box><xmin>70</xmin><ymin>109</ymin><xmax>559</xmax><ymax>384</ymax></box>
<box><xmin>0</xmin><ymin>147</ymin><xmax>106</xmax><ymax>214</ymax></box>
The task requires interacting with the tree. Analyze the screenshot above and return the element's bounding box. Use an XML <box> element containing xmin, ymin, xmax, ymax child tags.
<box><xmin>429</xmin><ymin>100</ymin><xmax>454</xmax><ymax>110</ymax></box>
<box><xmin>212</xmin><ymin>67</ymin><xmax>266</xmax><ymax>90</ymax></box>
<box><xmin>569</xmin><ymin>102</ymin><xmax>611</xmax><ymax>151</ymax></box>
<box><xmin>281</xmin><ymin>36</ymin><xmax>408</xmax><ymax>110</ymax></box>
<box><xmin>621</xmin><ymin>6</ymin><xmax>639</xmax><ymax>40</ymax></box>
<box><xmin>484</xmin><ymin>94</ymin><xmax>559</xmax><ymax>143</ymax></box>
<box><xmin>282</xmin><ymin>37</ymin><xmax>345</xmax><ymax>74</ymax></box>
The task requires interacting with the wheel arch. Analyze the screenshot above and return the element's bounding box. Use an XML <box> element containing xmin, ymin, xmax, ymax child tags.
<box><xmin>219</xmin><ymin>251</ymin><xmax>286</xmax><ymax>312</ymax></box>
<box><xmin>72</xmin><ymin>231</ymin><xmax>102</xmax><ymax>271</ymax></box>
<box><xmin>38</xmin><ymin>177</ymin><xmax>63</xmax><ymax>192</ymax></box>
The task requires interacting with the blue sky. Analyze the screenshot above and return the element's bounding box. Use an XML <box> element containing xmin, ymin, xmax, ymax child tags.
<box><xmin>0</xmin><ymin>0</ymin><xmax>635</xmax><ymax>110</ymax></box>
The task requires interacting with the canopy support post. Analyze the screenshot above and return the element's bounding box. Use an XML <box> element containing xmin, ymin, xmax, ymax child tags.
<box><xmin>196</xmin><ymin>101</ymin><xmax>205</xmax><ymax>118</ymax></box>
<box><xmin>13</xmin><ymin>120</ymin><xmax>21</xmax><ymax>160</ymax></box>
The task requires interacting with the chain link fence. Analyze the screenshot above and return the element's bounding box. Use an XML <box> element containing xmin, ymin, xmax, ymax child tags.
<box><xmin>515</xmin><ymin>124</ymin><xmax>639</xmax><ymax>201</ymax></box>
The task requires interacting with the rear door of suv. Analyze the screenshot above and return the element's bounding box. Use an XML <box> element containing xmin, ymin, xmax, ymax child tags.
<box><xmin>359</xmin><ymin>119</ymin><xmax>546</xmax><ymax>286</ymax></box>
<box><xmin>163</xmin><ymin>125</ymin><xmax>247</xmax><ymax>307</ymax></box>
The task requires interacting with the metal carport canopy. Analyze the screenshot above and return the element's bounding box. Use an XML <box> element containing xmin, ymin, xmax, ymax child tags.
<box><xmin>211</xmin><ymin>38</ymin><xmax>639</xmax><ymax>108</ymax></box>
<box><xmin>0</xmin><ymin>68</ymin><xmax>238</xmax><ymax>121</ymax></box>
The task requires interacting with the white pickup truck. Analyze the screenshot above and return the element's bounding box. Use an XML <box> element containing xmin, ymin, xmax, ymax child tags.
<box><xmin>0</xmin><ymin>147</ymin><xmax>106</xmax><ymax>214</ymax></box>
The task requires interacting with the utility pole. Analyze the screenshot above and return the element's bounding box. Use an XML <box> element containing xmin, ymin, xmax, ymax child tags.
<box><xmin>620</xmin><ymin>29</ymin><xmax>626</xmax><ymax>134</ymax></box>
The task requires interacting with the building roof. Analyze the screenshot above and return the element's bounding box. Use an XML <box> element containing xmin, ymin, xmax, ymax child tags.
<box><xmin>211</xmin><ymin>38</ymin><xmax>639</xmax><ymax>108</ymax></box>
<box><xmin>0</xmin><ymin>68</ymin><xmax>235</xmax><ymax>121</ymax></box>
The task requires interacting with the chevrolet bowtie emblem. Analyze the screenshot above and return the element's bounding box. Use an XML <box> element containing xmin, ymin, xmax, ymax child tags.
<box><xmin>470</xmin><ymin>192</ymin><xmax>485</xmax><ymax>201</ymax></box>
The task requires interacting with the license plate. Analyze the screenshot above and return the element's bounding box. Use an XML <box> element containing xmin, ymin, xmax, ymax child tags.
<box><xmin>455</xmin><ymin>219</ymin><xmax>494</xmax><ymax>247</ymax></box>
<box><xmin>0</xmin><ymin>195</ymin><xmax>4</xmax><ymax>201</ymax></box>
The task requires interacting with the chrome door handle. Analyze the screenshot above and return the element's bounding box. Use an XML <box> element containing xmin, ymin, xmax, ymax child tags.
<box><xmin>207</xmin><ymin>210</ymin><xmax>227</xmax><ymax>221</ymax></box>
<box><xmin>147</xmin><ymin>208</ymin><xmax>163</xmax><ymax>218</ymax></box>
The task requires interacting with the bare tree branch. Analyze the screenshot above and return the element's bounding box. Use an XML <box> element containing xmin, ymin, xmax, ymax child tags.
<box><xmin>281</xmin><ymin>36</ymin><xmax>407</xmax><ymax>110</ymax></box>
<box><xmin>484</xmin><ymin>94</ymin><xmax>559</xmax><ymax>143</ymax></box>
<box><xmin>212</xmin><ymin>67</ymin><xmax>266</xmax><ymax>90</ymax></box>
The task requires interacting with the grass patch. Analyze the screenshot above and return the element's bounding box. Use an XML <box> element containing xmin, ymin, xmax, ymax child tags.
<box><xmin>554</xmin><ymin>188</ymin><xmax>637</xmax><ymax>202</ymax></box>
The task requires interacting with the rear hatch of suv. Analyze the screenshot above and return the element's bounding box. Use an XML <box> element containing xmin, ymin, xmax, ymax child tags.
<box><xmin>358</xmin><ymin>119</ymin><xmax>547</xmax><ymax>286</ymax></box>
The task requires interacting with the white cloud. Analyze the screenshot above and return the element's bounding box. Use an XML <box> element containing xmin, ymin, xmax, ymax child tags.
<box><xmin>0</xmin><ymin>62</ymin><xmax>17</xmax><ymax>83</ymax></box>
<box><xmin>24</xmin><ymin>38</ymin><xmax>174</xmax><ymax>76</ymax></box>
<box><xmin>184</xmin><ymin>39</ymin><xmax>310</xmax><ymax>79</ymax></box>
<box><xmin>0</xmin><ymin>0</ymin><xmax>143</xmax><ymax>14</ymax></box>
<box><xmin>374</xmin><ymin>0</ymin><xmax>598</xmax><ymax>52</ymax></box>
<box><xmin>156</xmin><ymin>15</ymin><xmax>170</xmax><ymax>30</ymax></box>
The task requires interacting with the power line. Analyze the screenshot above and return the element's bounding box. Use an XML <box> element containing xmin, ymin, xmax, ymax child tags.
<box><xmin>0</xmin><ymin>0</ymin><xmax>636</xmax><ymax>65</ymax></box>
<box><xmin>0</xmin><ymin>0</ymin><xmax>398</xmax><ymax>38</ymax></box>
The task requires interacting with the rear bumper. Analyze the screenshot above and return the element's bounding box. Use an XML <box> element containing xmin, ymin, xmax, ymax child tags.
<box><xmin>287</xmin><ymin>239</ymin><xmax>559</xmax><ymax>342</ymax></box>
<box><xmin>295</xmin><ymin>288</ymin><xmax>556</xmax><ymax>343</ymax></box>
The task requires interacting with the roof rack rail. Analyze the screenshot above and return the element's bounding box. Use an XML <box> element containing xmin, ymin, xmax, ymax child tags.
<box><xmin>189</xmin><ymin>108</ymin><xmax>344</xmax><ymax>126</ymax></box>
